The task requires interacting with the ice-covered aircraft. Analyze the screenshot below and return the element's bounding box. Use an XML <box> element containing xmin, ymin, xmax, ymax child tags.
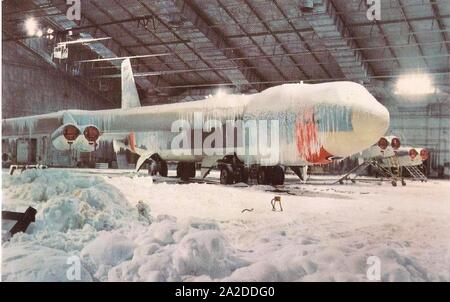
<box><xmin>2</xmin><ymin>59</ymin><xmax>390</xmax><ymax>185</ymax></box>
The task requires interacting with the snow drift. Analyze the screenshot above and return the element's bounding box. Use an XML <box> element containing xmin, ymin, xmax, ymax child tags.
<box><xmin>2</xmin><ymin>169</ymin><xmax>449</xmax><ymax>281</ymax></box>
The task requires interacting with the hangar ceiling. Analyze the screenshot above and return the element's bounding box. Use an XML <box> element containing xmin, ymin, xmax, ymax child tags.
<box><xmin>2</xmin><ymin>0</ymin><xmax>449</xmax><ymax>105</ymax></box>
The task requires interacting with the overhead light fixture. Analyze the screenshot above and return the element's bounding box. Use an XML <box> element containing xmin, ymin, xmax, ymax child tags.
<box><xmin>36</xmin><ymin>29</ymin><xmax>43</xmax><ymax>37</ymax></box>
<box><xmin>299</xmin><ymin>0</ymin><xmax>314</xmax><ymax>13</ymax></box>
<box><xmin>46</xmin><ymin>28</ymin><xmax>54</xmax><ymax>40</ymax></box>
<box><xmin>395</xmin><ymin>73</ymin><xmax>435</xmax><ymax>95</ymax></box>
<box><xmin>24</xmin><ymin>17</ymin><xmax>39</xmax><ymax>36</ymax></box>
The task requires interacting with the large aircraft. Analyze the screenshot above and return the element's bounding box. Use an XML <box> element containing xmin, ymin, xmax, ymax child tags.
<box><xmin>2</xmin><ymin>59</ymin><xmax>390</xmax><ymax>185</ymax></box>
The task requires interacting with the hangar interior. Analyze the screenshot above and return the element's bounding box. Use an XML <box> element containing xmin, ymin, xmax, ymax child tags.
<box><xmin>2</xmin><ymin>0</ymin><xmax>449</xmax><ymax>177</ymax></box>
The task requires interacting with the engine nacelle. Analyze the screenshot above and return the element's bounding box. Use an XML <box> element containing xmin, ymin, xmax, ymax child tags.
<box><xmin>72</xmin><ymin>125</ymin><xmax>101</xmax><ymax>152</ymax></box>
<box><xmin>51</xmin><ymin>124</ymin><xmax>101</xmax><ymax>152</ymax></box>
<box><xmin>417</xmin><ymin>148</ymin><xmax>429</xmax><ymax>161</ymax></box>
<box><xmin>362</xmin><ymin>135</ymin><xmax>401</xmax><ymax>159</ymax></box>
<box><xmin>51</xmin><ymin>124</ymin><xmax>81</xmax><ymax>151</ymax></box>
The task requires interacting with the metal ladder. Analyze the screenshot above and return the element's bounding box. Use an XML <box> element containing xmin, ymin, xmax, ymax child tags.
<box><xmin>333</xmin><ymin>158</ymin><xmax>401</xmax><ymax>186</ymax></box>
<box><xmin>404</xmin><ymin>165</ymin><xmax>427</xmax><ymax>182</ymax></box>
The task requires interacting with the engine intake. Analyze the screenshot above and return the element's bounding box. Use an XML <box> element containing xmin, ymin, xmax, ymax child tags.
<box><xmin>377</xmin><ymin>137</ymin><xmax>388</xmax><ymax>150</ymax></box>
<box><xmin>63</xmin><ymin>124</ymin><xmax>80</xmax><ymax>142</ymax></box>
<box><xmin>419</xmin><ymin>149</ymin><xmax>429</xmax><ymax>161</ymax></box>
<box><xmin>409</xmin><ymin>148</ymin><xmax>418</xmax><ymax>159</ymax></box>
<box><xmin>83</xmin><ymin>126</ymin><xmax>100</xmax><ymax>144</ymax></box>
<box><xmin>391</xmin><ymin>137</ymin><xmax>401</xmax><ymax>150</ymax></box>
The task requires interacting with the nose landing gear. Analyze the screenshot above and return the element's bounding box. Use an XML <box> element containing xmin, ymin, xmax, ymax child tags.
<box><xmin>147</xmin><ymin>155</ymin><xmax>168</xmax><ymax>177</ymax></box>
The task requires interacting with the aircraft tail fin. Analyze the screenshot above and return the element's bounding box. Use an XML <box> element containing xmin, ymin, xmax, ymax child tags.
<box><xmin>121</xmin><ymin>58</ymin><xmax>141</xmax><ymax>109</ymax></box>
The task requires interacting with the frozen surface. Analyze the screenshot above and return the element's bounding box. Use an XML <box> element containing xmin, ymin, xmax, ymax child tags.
<box><xmin>2</xmin><ymin>168</ymin><xmax>450</xmax><ymax>282</ymax></box>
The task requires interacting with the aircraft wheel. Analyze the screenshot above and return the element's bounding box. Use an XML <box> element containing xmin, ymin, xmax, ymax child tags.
<box><xmin>148</xmin><ymin>160</ymin><xmax>158</xmax><ymax>176</ymax></box>
<box><xmin>257</xmin><ymin>167</ymin><xmax>267</xmax><ymax>185</ymax></box>
<box><xmin>402</xmin><ymin>180</ymin><xmax>406</xmax><ymax>186</ymax></box>
<box><xmin>159</xmin><ymin>160</ymin><xmax>168</xmax><ymax>177</ymax></box>
<box><xmin>239</xmin><ymin>167</ymin><xmax>249</xmax><ymax>183</ymax></box>
<box><xmin>187</xmin><ymin>162</ymin><xmax>196</xmax><ymax>178</ymax></box>
<box><xmin>391</xmin><ymin>180</ymin><xmax>397</xmax><ymax>187</ymax></box>
<box><xmin>177</xmin><ymin>162</ymin><xmax>194</xmax><ymax>180</ymax></box>
<box><xmin>271</xmin><ymin>166</ymin><xmax>285</xmax><ymax>186</ymax></box>
<box><xmin>220</xmin><ymin>166</ymin><xmax>234</xmax><ymax>185</ymax></box>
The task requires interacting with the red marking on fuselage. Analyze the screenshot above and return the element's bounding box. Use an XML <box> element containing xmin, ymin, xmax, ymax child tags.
<box><xmin>129</xmin><ymin>132</ymin><xmax>136</xmax><ymax>152</ymax></box>
<box><xmin>295</xmin><ymin>109</ymin><xmax>332</xmax><ymax>164</ymax></box>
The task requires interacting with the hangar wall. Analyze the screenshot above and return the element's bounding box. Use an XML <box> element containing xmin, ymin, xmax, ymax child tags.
<box><xmin>2</xmin><ymin>41</ymin><xmax>115</xmax><ymax>118</ymax></box>
<box><xmin>390</xmin><ymin>103</ymin><xmax>450</xmax><ymax>177</ymax></box>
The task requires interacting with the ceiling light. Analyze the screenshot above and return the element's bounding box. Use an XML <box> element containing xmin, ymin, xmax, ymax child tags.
<box><xmin>36</xmin><ymin>29</ymin><xmax>43</xmax><ymax>37</ymax></box>
<box><xmin>395</xmin><ymin>73</ymin><xmax>435</xmax><ymax>95</ymax></box>
<box><xmin>299</xmin><ymin>0</ymin><xmax>314</xmax><ymax>13</ymax></box>
<box><xmin>24</xmin><ymin>17</ymin><xmax>38</xmax><ymax>36</ymax></box>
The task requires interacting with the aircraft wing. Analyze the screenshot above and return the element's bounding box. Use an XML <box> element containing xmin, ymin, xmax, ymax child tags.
<box><xmin>3</xmin><ymin>111</ymin><xmax>67</xmax><ymax>137</ymax></box>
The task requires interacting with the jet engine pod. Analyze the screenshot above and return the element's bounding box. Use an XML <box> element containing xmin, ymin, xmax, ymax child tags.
<box><xmin>377</xmin><ymin>137</ymin><xmax>389</xmax><ymax>150</ymax></box>
<box><xmin>72</xmin><ymin>125</ymin><xmax>102</xmax><ymax>152</ymax></box>
<box><xmin>409</xmin><ymin>148</ymin><xmax>419</xmax><ymax>159</ymax></box>
<box><xmin>63</xmin><ymin>124</ymin><xmax>81</xmax><ymax>142</ymax></box>
<box><xmin>376</xmin><ymin>135</ymin><xmax>401</xmax><ymax>157</ymax></box>
<box><xmin>418</xmin><ymin>148</ymin><xmax>428</xmax><ymax>161</ymax></box>
<box><xmin>391</xmin><ymin>137</ymin><xmax>401</xmax><ymax>150</ymax></box>
<box><xmin>83</xmin><ymin>125</ymin><xmax>101</xmax><ymax>144</ymax></box>
<box><xmin>51</xmin><ymin>123</ymin><xmax>81</xmax><ymax>151</ymax></box>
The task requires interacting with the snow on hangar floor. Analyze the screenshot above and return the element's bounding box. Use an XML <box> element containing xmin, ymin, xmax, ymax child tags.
<box><xmin>1</xmin><ymin>168</ymin><xmax>449</xmax><ymax>282</ymax></box>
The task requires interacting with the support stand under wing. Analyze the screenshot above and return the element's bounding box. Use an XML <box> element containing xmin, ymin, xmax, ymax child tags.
<box><xmin>333</xmin><ymin>158</ymin><xmax>403</xmax><ymax>187</ymax></box>
<box><xmin>404</xmin><ymin>165</ymin><xmax>427</xmax><ymax>182</ymax></box>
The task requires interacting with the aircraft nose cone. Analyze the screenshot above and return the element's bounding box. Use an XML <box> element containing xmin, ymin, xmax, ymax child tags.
<box><xmin>321</xmin><ymin>88</ymin><xmax>390</xmax><ymax>157</ymax></box>
<box><xmin>351</xmin><ymin>101</ymin><xmax>390</xmax><ymax>150</ymax></box>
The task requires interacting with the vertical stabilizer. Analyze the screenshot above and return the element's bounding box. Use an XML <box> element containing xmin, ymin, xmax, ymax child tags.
<box><xmin>121</xmin><ymin>58</ymin><xmax>141</xmax><ymax>108</ymax></box>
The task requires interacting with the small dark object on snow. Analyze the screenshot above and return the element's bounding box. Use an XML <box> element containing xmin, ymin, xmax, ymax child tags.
<box><xmin>2</xmin><ymin>207</ymin><xmax>37</xmax><ymax>237</ymax></box>
<box><xmin>136</xmin><ymin>200</ymin><xmax>152</xmax><ymax>224</ymax></box>
<box><xmin>241</xmin><ymin>208</ymin><xmax>254</xmax><ymax>213</ymax></box>
<box><xmin>9</xmin><ymin>164</ymin><xmax>47</xmax><ymax>175</ymax></box>
<box><xmin>271</xmin><ymin>196</ymin><xmax>283</xmax><ymax>212</ymax></box>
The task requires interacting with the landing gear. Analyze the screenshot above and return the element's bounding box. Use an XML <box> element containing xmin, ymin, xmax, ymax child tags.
<box><xmin>257</xmin><ymin>166</ymin><xmax>269</xmax><ymax>185</ymax></box>
<box><xmin>219</xmin><ymin>166</ymin><xmax>233</xmax><ymax>185</ymax></box>
<box><xmin>158</xmin><ymin>160</ymin><xmax>168</xmax><ymax>177</ymax></box>
<box><xmin>271</xmin><ymin>166</ymin><xmax>285</xmax><ymax>186</ymax></box>
<box><xmin>217</xmin><ymin>155</ymin><xmax>249</xmax><ymax>185</ymax></box>
<box><xmin>257</xmin><ymin>166</ymin><xmax>285</xmax><ymax>186</ymax></box>
<box><xmin>177</xmin><ymin>162</ymin><xmax>196</xmax><ymax>180</ymax></box>
<box><xmin>147</xmin><ymin>156</ymin><xmax>168</xmax><ymax>177</ymax></box>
